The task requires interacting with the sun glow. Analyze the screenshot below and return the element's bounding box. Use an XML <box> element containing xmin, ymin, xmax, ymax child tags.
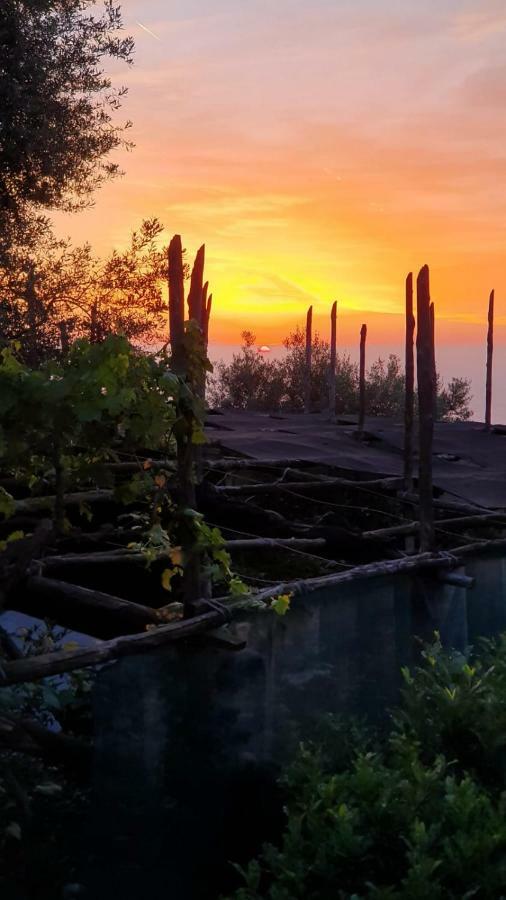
<box><xmin>53</xmin><ymin>0</ymin><xmax>506</xmax><ymax>347</ymax></box>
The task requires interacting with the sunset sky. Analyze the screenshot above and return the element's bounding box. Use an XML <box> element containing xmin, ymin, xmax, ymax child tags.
<box><xmin>54</xmin><ymin>0</ymin><xmax>506</xmax><ymax>346</ymax></box>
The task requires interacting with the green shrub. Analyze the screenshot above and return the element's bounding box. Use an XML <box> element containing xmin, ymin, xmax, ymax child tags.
<box><xmin>209</xmin><ymin>330</ymin><xmax>473</xmax><ymax>421</ymax></box>
<box><xmin>226</xmin><ymin>635</ymin><xmax>506</xmax><ymax>899</ymax></box>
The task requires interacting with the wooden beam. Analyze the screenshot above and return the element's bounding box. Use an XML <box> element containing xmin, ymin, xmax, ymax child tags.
<box><xmin>430</xmin><ymin>301</ymin><xmax>437</xmax><ymax>420</ymax></box>
<box><xmin>168</xmin><ymin>234</ymin><xmax>186</xmax><ymax>374</ymax></box>
<box><xmin>39</xmin><ymin>538</ymin><xmax>328</xmax><ymax>571</ymax></box>
<box><xmin>187</xmin><ymin>244</ymin><xmax>205</xmax><ymax>326</ymax></box>
<box><xmin>304</xmin><ymin>305</ymin><xmax>313</xmax><ymax>414</ymax></box>
<box><xmin>416</xmin><ymin>265</ymin><xmax>435</xmax><ymax>551</ymax></box>
<box><xmin>404</xmin><ymin>273</ymin><xmax>415</xmax><ymax>491</ymax></box>
<box><xmin>203</xmin><ymin>293</ymin><xmax>212</xmax><ymax>347</ymax></box>
<box><xmin>214</xmin><ymin>476</ymin><xmax>404</xmax><ymax>495</ymax></box>
<box><xmin>486</xmin><ymin>289</ymin><xmax>494</xmax><ymax>429</ymax></box>
<box><xmin>358</xmin><ymin>324</ymin><xmax>367</xmax><ymax>436</ymax></box>
<box><xmin>21</xmin><ymin>575</ymin><xmax>160</xmax><ymax>634</ymax></box>
<box><xmin>329</xmin><ymin>300</ymin><xmax>337</xmax><ymax>419</ymax></box>
<box><xmin>4</xmin><ymin>539</ymin><xmax>506</xmax><ymax>686</ymax></box>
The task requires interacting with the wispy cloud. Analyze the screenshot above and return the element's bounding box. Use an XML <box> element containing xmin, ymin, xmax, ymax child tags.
<box><xmin>452</xmin><ymin>2</ymin><xmax>506</xmax><ymax>39</ymax></box>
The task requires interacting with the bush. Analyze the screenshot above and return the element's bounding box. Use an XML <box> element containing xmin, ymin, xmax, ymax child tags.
<box><xmin>226</xmin><ymin>635</ymin><xmax>506</xmax><ymax>899</ymax></box>
<box><xmin>209</xmin><ymin>331</ymin><xmax>473</xmax><ymax>422</ymax></box>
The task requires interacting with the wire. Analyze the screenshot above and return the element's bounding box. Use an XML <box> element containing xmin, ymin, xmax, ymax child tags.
<box><xmin>207</xmin><ymin>521</ymin><xmax>352</xmax><ymax>570</ymax></box>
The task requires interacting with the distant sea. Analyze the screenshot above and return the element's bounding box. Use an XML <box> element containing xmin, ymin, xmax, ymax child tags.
<box><xmin>208</xmin><ymin>342</ymin><xmax>504</xmax><ymax>425</ymax></box>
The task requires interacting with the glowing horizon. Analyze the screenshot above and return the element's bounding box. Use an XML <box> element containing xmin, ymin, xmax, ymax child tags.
<box><xmin>53</xmin><ymin>0</ymin><xmax>506</xmax><ymax>346</ymax></box>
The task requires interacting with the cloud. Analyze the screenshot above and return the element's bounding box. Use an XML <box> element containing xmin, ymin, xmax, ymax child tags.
<box><xmin>460</xmin><ymin>64</ymin><xmax>506</xmax><ymax>105</ymax></box>
<box><xmin>452</xmin><ymin>2</ymin><xmax>506</xmax><ymax>39</ymax></box>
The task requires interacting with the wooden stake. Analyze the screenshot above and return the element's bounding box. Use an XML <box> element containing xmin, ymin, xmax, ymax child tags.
<box><xmin>187</xmin><ymin>244</ymin><xmax>205</xmax><ymax>326</ymax></box>
<box><xmin>430</xmin><ymin>301</ymin><xmax>437</xmax><ymax>420</ymax></box>
<box><xmin>404</xmin><ymin>274</ymin><xmax>415</xmax><ymax>491</ymax></box>
<box><xmin>304</xmin><ymin>305</ymin><xmax>313</xmax><ymax>414</ymax></box>
<box><xmin>201</xmin><ymin>281</ymin><xmax>208</xmax><ymax>330</ymax></box>
<box><xmin>358</xmin><ymin>324</ymin><xmax>367</xmax><ymax>436</ymax></box>
<box><xmin>329</xmin><ymin>301</ymin><xmax>337</xmax><ymax>418</ymax></box>
<box><xmin>485</xmin><ymin>289</ymin><xmax>494</xmax><ymax>429</ymax></box>
<box><xmin>168</xmin><ymin>235</ymin><xmax>186</xmax><ymax>374</ymax></box>
<box><xmin>203</xmin><ymin>293</ymin><xmax>212</xmax><ymax>347</ymax></box>
<box><xmin>168</xmin><ymin>235</ymin><xmax>202</xmax><ymax>615</ymax></box>
<box><xmin>416</xmin><ymin>265</ymin><xmax>435</xmax><ymax>551</ymax></box>
<box><xmin>59</xmin><ymin>320</ymin><xmax>69</xmax><ymax>355</ymax></box>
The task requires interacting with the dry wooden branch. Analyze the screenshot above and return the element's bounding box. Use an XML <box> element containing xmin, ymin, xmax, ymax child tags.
<box><xmin>215</xmin><ymin>476</ymin><xmax>404</xmax><ymax>496</ymax></box>
<box><xmin>22</xmin><ymin>575</ymin><xmax>160</xmax><ymax>633</ymax></box>
<box><xmin>40</xmin><ymin>537</ymin><xmax>328</xmax><ymax>571</ymax></box>
<box><xmin>400</xmin><ymin>492</ymin><xmax>497</xmax><ymax>516</ymax></box>
<box><xmin>0</xmin><ymin>609</ymin><xmax>223</xmax><ymax>685</ymax></box>
<box><xmin>250</xmin><ymin>551</ymin><xmax>455</xmax><ymax>603</ymax></box>
<box><xmin>3</xmin><ymin>538</ymin><xmax>505</xmax><ymax>686</ymax></box>
<box><xmin>363</xmin><ymin>511</ymin><xmax>506</xmax><ymax>541</ymax></box>
<box><xmin>14</xmin><ymin>490</ymin><xmax>114</xmax><ymax>515</ymax></box>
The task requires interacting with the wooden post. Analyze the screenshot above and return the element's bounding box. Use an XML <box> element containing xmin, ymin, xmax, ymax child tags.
<box><xmin>187</xmin><ymin>244</ymin><xmax>205</xmax><ymax>327</ymax></box>
<box><xmin>358</xmin><ymin>324</ymin><xmax>367</xmax><ymax>436</ymax></box>
<box><xmin>201</xmin><ymin>281</ymin><xmax>208</xmax><ymax>330</ymax></box>
<box><xmin>25</xmin><ymin>265</ymin><xmax>39</xmax><ymax>365</ymax></box>
<box><xmin>203</xmin><ymin>293</ymin><xmax>212</xmax><ymax>348</ymax></box>
<box><xmin>485</xmin><ymin>289</ymin><xmax>494</xmax><ymax>429</ymax></box>
<box><xmin>304</xmin><ymin>305</ymin><xmax>313</xmax><ymax>414</ymax></box>
<box><xmin>329</xmin><ymin>301</ymin><xmax>337</xmax><ymax>419</ymax></box>
<box><xmin>168</xmin><ymin>235</ymin><xmax>200</xmax><ymax>616</ymax></box>
<box><xmin>430</xmin><ymin>301</ymin><xmax>437</xmax><ymax>420</ymax></box>
<box><xmin>404</xmin><ymin>274</ymin><xmax>415</xmax><ymax>491</ymax></box>
<box><xmin>59</xmin><ymin>320</ymin><xmax>69</xmax><ymax>355</ymax></box>
<box><xmin>416</xmin><ymin>265</ymin><xmax>435</xmax><ymax>551</ymax></box>
<box><xmin>168</xmin><ymin>235</ymin><xmax>186</xmax><ymax>375</ymax></box>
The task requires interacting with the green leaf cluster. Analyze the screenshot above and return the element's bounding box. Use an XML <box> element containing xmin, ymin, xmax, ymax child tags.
<box><xmin>226</xmin><ymin>635</ymin><xmax>506</xmax><ymax>899</ymax></box>
<box><xmin>0</xmin><ymin>336</ymin><xmax>179</xmax><ymax>499</ymax></box>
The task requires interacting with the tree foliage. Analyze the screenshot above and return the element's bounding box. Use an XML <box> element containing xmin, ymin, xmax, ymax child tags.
<box><xmin>209</xmin><ymin>330</ymin><xmax>473</xmax><ymax>422</ymax></box>
<box><xmin>0</xmin><ymin>0</ymin><xmax>134</xmax><ymax>262</ymax></box>
<box><xmin>0</xmin><ymin>219</ymin><xmax>169</xmax><ymax>363</ymax></box>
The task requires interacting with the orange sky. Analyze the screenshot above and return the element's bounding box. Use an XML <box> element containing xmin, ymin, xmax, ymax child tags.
<box><xmin>53</xmin><ymin>0</ymin><xmax>506</xmax><ymax>346</ymax></box>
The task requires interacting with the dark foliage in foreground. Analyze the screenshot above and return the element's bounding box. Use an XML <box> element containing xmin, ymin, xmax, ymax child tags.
<box><xmin>227</xmin><ymin>634</ymin><xmax>506</xmax><ymax>899</ymax></box>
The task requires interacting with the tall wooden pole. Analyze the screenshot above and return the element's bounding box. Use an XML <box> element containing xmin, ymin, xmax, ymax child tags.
<box><xmin>304</xmin><ymin>305</ymin><xmax>313</xmax><ymax>414</ymax></box>
<box><xmin>329</xmin><ymin>301</ymin><xmax>337</xmax><ymax>419</ymax></box>
<box><xmin>485</xmin><ymin>289</ymin><xmax>494</xmax><ymax>429</ymax></box>
<box><xmin>416</xmin><ymin>265</ymin><xmax>435</xmax><ymax>552</ymax></box>
<box><xmin>430</xmin><ymin>301</ymin><xmax>437</xmax><ymax>420</ymax></box>
<box><xmin>358</xmin><ymin>324</ymin><xmax>367</xmax><ymax>436</ymax></box>
<box><xmin>59</xmin><ymin>320</ymin><xmax>69</xmax><ymax>355</ymax></box>
<box><xmin>203</xmin><ymin>294</ymin><xmax>212</xmax><ymax>348</ymax></box>
<box><xmin>187</xmin><ymin>244</ymin><xmax>205</xmax><ymax>327</ymax></box>
<box><xmin>168</xmin><ymin>235</ymin><xmax>186</xmax><ymax>375</ymax></box>
<box><xmin>168</xmin><ymin>236</ymin><xmax>201</xmax><ymax>616</ymax></box>
<box><xmin>404</xmin><ymin>274</ymin><xmax>415</xmax><ymax>491</ymax></box>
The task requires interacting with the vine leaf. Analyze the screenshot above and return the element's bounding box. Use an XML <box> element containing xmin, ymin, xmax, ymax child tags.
<box><xmin>270</xmin><ymin>593</ymin><xmax>292</xmax><ymax>616</ymax></box>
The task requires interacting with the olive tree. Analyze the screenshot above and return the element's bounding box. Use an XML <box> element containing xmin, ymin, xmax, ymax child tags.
<box><xmin>0</xmin><ymin>0</ymin><xmax>134</xmax><ymax>262</ymax></box>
